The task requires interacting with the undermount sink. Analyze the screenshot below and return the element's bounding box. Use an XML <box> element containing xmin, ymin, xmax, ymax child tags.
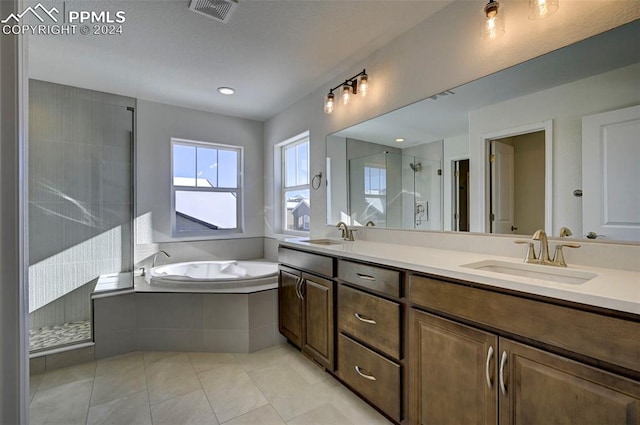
<box><xmin>462</xmin><ymin>260</ymin><xmax>597</xmax><ymax>285</ymax></box>
<box><xmin>300</xmin><ymin>238</ymin><xmax>345</xmax><ymax>245</ymax></box>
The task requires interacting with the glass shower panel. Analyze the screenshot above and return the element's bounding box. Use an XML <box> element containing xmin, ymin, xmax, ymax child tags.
<box><xmin>412</xmin><ymin>156</ymin><xmax>442</xmax><ymax>230</ymax></box>
<box><xmin>28</xmin><ymin>80</ymin><xmax>134</xmax><ymax>353</ymax></box>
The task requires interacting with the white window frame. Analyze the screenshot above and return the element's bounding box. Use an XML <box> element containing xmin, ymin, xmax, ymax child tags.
<box><xmin>170</xmin><ymin>137</ymin><xmax>243</xmax><ymax>238</ymax></box>
<box><xmin>277</xmin><ymin>132</ymin><xmax>310</xmax><ymax>236</ymax></box>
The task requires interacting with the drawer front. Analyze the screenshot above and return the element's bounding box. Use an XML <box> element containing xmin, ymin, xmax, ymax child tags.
<box><xmin>409</xmin><ymin>274</ymin><xmax>640</xmax><ymax>374</ymax></box>
<box><xmin>278</xmin><ymin>246</ymin><xmax>335</xmax><ymax>278</ymax></box>
<box><xmin>338</xmin><ymin>284</ymin><xmax>401</xmax><ymax>359</ymax></box>
<box><xmin>338</xmin><ymin>260</ymin><xmax>401</xmax><ymax>297</ymax></box>
<box><xmin>338</xmin><ymin>334</ymin><xmax>401</xmax><ymax>422</ymax></box>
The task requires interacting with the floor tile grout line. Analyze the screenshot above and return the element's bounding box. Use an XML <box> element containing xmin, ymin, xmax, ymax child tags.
<box><xmin>243</xmin><ymin>356</ymin><xmax>289</xmax><ymax>424</ymax></box>
<box><xmin>194</xmin><ymin>364</ymin><xmax>223</xmax><ymax>425</ymax></box>
<box><xmin>83</xmin><ymin>365</ymin><xmax>98</xmax><ymax>425</ymax></box>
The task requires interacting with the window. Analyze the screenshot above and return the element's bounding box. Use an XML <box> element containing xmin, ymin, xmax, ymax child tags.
<box><xmin>171</xmin><ymin>139</ymin><xmax>242</xmax><ymax>236</ymax></box>
<box><xmin>281</xmin><ymin>135</ymin><xmax>310</xmax><ymax>233</ymax></box>
<box><xmin>364</xmin><ymin>164</ymin><xmax>387</xmax><ymax>195</ymax></box>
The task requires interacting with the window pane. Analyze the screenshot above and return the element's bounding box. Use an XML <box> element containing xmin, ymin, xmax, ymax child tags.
<box><xmin>296</xmin><ymin>142</ymin><xmax>309</xmax><ymax>186</ymax></box>
<box><xmin>218</xmin><ymin>149</ymin><xmax>238</xmax><ymax>188</ymax></box>
<box><xmin>175</xmin><ymin>190</ymin><xmax>237</xmax><ymax>231</ymax></box>
<box><xmin>196</xmin><ymin>147</ymin><xmax>217</xmax><ymax>188</ymax></box>
<box><xmin>284</xmin><ymin>145</ymin><xmax>296</xmax><ymax>187</ymax></box>
<box><xmin>284</xmin><ymin>188</ymin><xmax>309</xmax><ymax>231</ymax></box>
<box><xmin>173</xmin><ymin>144</ymin><xmax>196</xmax><ymax>186</ymax></box>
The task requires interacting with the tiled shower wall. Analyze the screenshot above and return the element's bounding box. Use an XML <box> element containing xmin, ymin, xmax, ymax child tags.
<box><xmin>28</xmin><ymin>80</ymin><xmax>135</xmax><ymax>316</ymax></box>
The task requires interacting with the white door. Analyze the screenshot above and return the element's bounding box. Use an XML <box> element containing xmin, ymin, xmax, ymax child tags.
<box><xmin>491</xmin><ymin>140</ymin><xmax>515</xmax><ymax>234</ymax></box>
<box><xmin>582</xmin><ymin>105</ymin><xmax>640</xmax><ymax>241</ymax></box>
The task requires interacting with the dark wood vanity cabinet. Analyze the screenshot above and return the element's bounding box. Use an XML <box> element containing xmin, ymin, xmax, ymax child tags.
<box><xmin>278</xmin><ymin>247</ymin><xmax>336</xmax><ymax>370</ymax></box>
<box><xmin>336</xmin><ymin>259</ymin><xmax>404</xmax><ymax>423</ymax></box>
<box><xmin>409</xmin><ymin>274</ymin><xmax>640</xmax><ymax>425</ymax></box>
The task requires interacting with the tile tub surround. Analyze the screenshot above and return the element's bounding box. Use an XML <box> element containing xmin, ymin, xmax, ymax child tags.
<box><xmin>29</xmin><ymin>345</ymin><xmax>392</xmax><ymax>425</ymax></box>
<box><xmin>93</xmin><ymin>289</ymin><xmax>283</xmax><ymax>359</ymax></box>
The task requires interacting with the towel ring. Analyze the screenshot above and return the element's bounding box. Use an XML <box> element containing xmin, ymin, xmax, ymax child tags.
<box><xmin>311</xmin><ymin>172</ymin><xmax>323</xmax><ymax>190</ymax></box>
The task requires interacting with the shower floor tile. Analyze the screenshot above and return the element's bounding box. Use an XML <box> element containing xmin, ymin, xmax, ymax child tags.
<box><xmin>29</xmin><ymin>321</ymin><xmax>92</xmax><ymax>352</ymax></box>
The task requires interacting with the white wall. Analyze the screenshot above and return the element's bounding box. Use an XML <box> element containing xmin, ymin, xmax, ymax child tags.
<box><xmin>469</xmin><ymin>62</ymin><xmax>640</xmax><ymax>236</ymax></box>
<box><xmin>136</xmin><ymin>100</ymin><xmax>264</xmax><ymax>245</ymax></box>
<box><xmin>264</xmin><ymin>0</ymin><xmax>640</xmax><ymax>242</ymax></box>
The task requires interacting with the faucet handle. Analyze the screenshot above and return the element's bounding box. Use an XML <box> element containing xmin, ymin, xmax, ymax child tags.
<box><xmin>514</xmin><ymin>240</ymin><xmax>537</xmax><ymax>263</ymax></box>
<box><xmin>347</xmin><ymin>229</ymin><xmax>357</xmax><ymax>241</ymax></box>
<box><xmin>552</xmin><ymin>243</ymin><xmax>581</xmax><ymax>267</ymax></box>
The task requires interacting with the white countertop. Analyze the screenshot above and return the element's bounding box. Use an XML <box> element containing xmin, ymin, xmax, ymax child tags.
<box><xmin>281</xmin><ymin>239</ymin><xmax>640</xmax><ymax>316</ymax></box>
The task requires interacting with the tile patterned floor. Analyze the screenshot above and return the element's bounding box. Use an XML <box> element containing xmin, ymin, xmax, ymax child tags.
<box><xmin>29</xmin><ymin>343</ymin><xmax>393</xmax><ymax>425</ymax></box>
<box><xmin>29</xmin><ymin>320</ymin><xmax>92</xmax><ymax>352</ymax></box>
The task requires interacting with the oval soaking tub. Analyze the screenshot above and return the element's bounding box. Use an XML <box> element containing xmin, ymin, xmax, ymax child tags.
<box><xmin>145</xmin><ymin>260</ymin><xmax>278</xmax><ymax>289</ymax></box>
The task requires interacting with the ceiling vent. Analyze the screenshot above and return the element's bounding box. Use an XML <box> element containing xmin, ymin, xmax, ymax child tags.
<box><xmin>189</xmin><ymin>0</ymin><xmax>238</xmax><ymax>23</ymax></box>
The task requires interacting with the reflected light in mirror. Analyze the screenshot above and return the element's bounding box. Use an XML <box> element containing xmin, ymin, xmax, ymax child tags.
<box><xmin>395</xmin><ymin>138</ymin><xmax>405</xmax><ymax>143</ymax></box>
<box><xmin>529</xmin><ymin>0</ymin><xmax>559</xmax><ymax>20</ymax></box>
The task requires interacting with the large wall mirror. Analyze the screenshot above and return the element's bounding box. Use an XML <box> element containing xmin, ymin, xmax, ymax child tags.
<box><xmin>326</xmin><ymin>20</ymin><xmax>640</xmax><ymax>242</ymax></box>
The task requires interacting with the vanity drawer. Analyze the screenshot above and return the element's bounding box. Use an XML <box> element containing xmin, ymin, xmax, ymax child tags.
<box><xmin>338</xmin><ymin>333</ymin><xmax>401</xmax><ymax>422</ymax></box>
<box><xmin>338</xmin><ymin>260</ymin><xmax>401</xmax><ymax>297</ymax></box>
<box><xmin>338</xmin><ymin>284</ymin><xmax>401</xmax><ymax>360</ymax></box>
<box><xmin>278</xmin><ymin>246</ymin><xmax>335</xmax><ymax>278</ymax></box>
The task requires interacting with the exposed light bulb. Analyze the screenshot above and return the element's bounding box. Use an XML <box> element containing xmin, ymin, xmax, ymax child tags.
<box><xmin>529</xmin><ymin>0</ymin><xmax>558</xmax><ymax>19</ymax></box>
<box><xmin>359</xmin><ymin>73</ymin><xmax>369</xmax><ymax>97</ymax></box>
<box><xmin>342</xmin><ymin>83</ymin><xmax>352</xmax><ymax>105</ymax></box>
<box><xmin>481</xmin><ymin>0</ymin><xmax>504</xmax><ymax>40</ymax></box>
<box><xmin>324</xmin><ymin>92</ymin><xmax>335</xmax><ymax>114</ymax></box>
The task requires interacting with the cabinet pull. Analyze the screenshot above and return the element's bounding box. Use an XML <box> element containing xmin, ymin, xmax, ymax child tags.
<box><xmin>354</xmin><ymin>365</ymin><xmax>377</xmax><ymax>381</ymax></box>
<box><xmin>298</xmin><ymin>278</ymin><xmax>305</xmax><ymax>300</ymax></box>
<box><xmin>295</xmin><ymin>277</ymin><xmax>303</xmax><ymax>299</ymax></box>
<box><xmin>356</xmin><ymin>273</ymin><xmax>376</xmax><ymax>281</ymax></box>
<box><xmin>485</xmin><ymin>346</ymin><xmax>494</xmax><ymax>389</ymax></box>
<box><xmin>354</xmin><ymin>312</ymin><xmax>377</xmax><ymax>325</ymax></box>
<box><xmin>499</xmin><ymin>351</ymin><xmax>508</xmax><ymax>396</ymax></box>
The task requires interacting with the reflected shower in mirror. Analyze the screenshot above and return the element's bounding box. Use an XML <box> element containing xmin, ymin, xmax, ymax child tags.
<box><xmin>327</xmin><ymin>136</ymin><xmax>443</xmax><ymax>231</ymax></box>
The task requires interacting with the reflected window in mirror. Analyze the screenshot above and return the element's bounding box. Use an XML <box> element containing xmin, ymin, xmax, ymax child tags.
<box><xmin>281</xmin><ymin>133</ymin><xmax>310</xmax><ymax>234</ymax></box>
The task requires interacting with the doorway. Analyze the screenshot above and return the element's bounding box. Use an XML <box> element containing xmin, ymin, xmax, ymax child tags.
<box><xmin>488</xmin><ymin>129</ymin><xmax>547</xmax><ymax>235</ymax></box>
<box><xmin>453</xmin><ymin>159</ymin><xmax>470</xmax><ymax>231</ymax></box>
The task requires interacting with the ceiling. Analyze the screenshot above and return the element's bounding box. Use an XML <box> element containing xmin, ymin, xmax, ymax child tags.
<box><xmin>27</xmin><ymin>0</ymin><xmax>453</xmax><ymax>121</ymax></box>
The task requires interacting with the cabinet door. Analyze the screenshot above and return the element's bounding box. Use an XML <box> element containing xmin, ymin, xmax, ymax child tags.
<box><xmin>302</xmin><ymin>273</ymin><xmax>334</xmax><ymax>370</ymax></box>
<box><xmin>278</xmin><ymin>267</ymin><xmax>302</xmax><ymax>348</ymax></box>
<box><xmin>499</xmin><ymin>339</ymin><xmax>640</xmax><ymax>425</ymax></box>
<box><xmin>411</xmin><ymin>309</ymin><xmax>498</xmax><ymax>425</ymax></box>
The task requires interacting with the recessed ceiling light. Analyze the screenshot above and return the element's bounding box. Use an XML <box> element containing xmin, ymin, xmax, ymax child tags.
<box><xmin>218</xmin><ymin>87</ymin><xmax>235</xmax><ymax>95</ymax></box>
<box><xmin>395</xmin><ymin>138</ymin><xmax>405</xmax><ymax>143</ymax></box>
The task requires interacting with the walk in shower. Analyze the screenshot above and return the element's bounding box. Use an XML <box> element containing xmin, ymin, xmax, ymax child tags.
<box><xmin>28</xmin><ymin>80</ymin><xmax>135</xmax><ymax>353</ymax></box>
<box><xmin>348</xmin><ymin>151</ymin><xmax>442</xmax><ymax>229</ymax></box>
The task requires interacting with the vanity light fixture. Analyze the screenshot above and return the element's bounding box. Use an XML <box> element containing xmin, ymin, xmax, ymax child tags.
<box><xmin>217</xmin><ymin>87</ymin><xmax>235</xmax><ymax>95</ymax></box>
<box><xmin>529</xmin><ymin>0</ymin><xmax>558</xmax><ymax>19</ymax></box>
<box><xmin>481</xmin><ymin>0</ymin><xmax>505</xmax><ymax>40</ymax></box>
<box><xmin>323</xmin><ymin>69</ymin><xmax>369</xmax><ymax>114</ymax></box>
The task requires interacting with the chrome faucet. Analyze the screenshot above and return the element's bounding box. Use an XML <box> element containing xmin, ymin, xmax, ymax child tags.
<box><xmin>336</xmin><ymin>221</ymin><xmax>355</xmax><ymax>241</ymax></box>
<box><xmin>515</xmin><ymin>229</ymin><xmax>580</xmax><ymax>267</ymax></box>
<box><xmin>152</xmin><ymin>250</ymin><xmax>170</xmax><ymax>267</ymax></box>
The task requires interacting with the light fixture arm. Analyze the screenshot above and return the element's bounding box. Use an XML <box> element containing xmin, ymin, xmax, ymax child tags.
<box><xmin>327</xmin><ymin>69</ymin><xmax>367</xmax><ymax>94</ymax></box>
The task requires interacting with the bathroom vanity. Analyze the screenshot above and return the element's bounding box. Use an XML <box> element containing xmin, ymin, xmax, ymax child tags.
<box><xmin>278</xmin><ymin>239</ymin><xmax>640</xmax><ymax>424</ymax></box>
